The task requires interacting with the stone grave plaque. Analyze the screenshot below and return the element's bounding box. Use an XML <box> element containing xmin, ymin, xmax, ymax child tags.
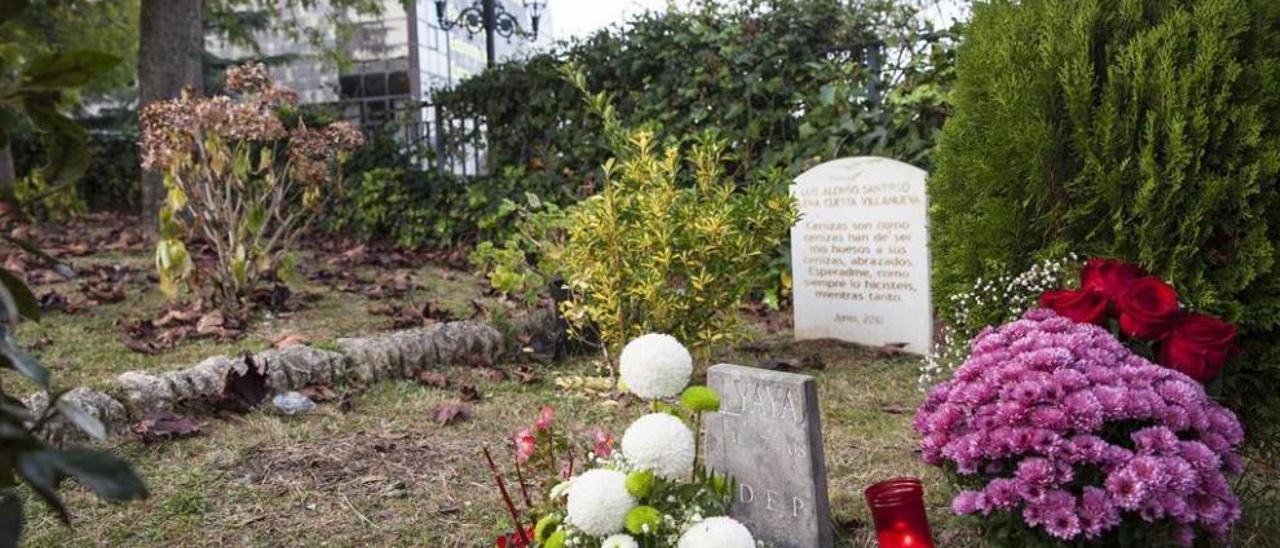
<box><xmin>704</xmin><ymin>364</ymin><xmax>832</xmax><ymax>548</ymax></box>
<box><xmin>791</xmin><ymin>156</ymin><xmax>932</xmax><ymax>355</ymax></box>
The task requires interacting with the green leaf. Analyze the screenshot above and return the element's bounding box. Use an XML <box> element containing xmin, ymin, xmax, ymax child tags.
<box><xmin>0</xmin><ymin>0</ymin><xmax>29</xmax><ymax>26</ymax></box>
<box><xmin>0</xmin><ymin>269</ymin><xmax>39</xmax><ymax>322</ymax></box>
<box><xmin>19</xmin><ymin>50</ymin><xmax>122</xmax><ymax>91</ymax></box>
<box><xmin>20</xmin><ymin>95</ymin><xmax>90</xmax><ymax>191</ymax></box>
<box><xmin>14</xmin><ymin>451</ymin><xmax>69</xmax><ymax>524</ymax></box>
<box><xmin>0</xmin><ymin>108</ymin><xmax>20</xmax><ymax>149</ymax></box>
<box><xmin>0</xmin><ymin>490</ymin><xmax>23</xmax><ymax>548</ymax></box>
<box><xmin>244</xmin><ymin>205</ymin><xmax>267</xmax><ymax>237</ymax></box>
<box><xmin>48</xmin><ymin>450</ymin><xmax>148</xmax><ymax>502</ymax></box>
<box><xmin>0</xmin><ymin>338</ymin><xmax>48</xmax><ymax>388</ymax></box>
<box><xmin>54</xmin><ymin>399</ymin><xmax>105</xmax><ymax>441</ymax></box>
<box><xmin>819</xmin><ymin>84</ymin><xmax>836</xmax><ymax>106</ymax></box>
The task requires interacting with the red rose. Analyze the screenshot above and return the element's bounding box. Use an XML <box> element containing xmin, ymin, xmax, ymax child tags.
<box><xmin>1080</xmin><ymin>258</ymin><xmax>1145</xmax><ymax>303</ymax></box>
<box><xmin>1040</xmin><ymin>289</ymin><xmax>1108</xmax><ymax>324</ymax></box>
<box><xmin>1158</xmin><ymin>313</ymin><xmax>1238</xmax><ymax>382</ymax></box>
<box><xmin>1116</xmin><ymin>277</ymin><xmax>1180</xmax><ymax>340</ymax></box>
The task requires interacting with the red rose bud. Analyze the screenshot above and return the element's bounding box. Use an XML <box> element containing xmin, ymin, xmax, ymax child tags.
<box><xmin>1159</xmin><ymin>313</ymin><xmax>1238</xmax><ymax>383</ymax></box>
<box><xmin>1040</xmin><ymin>289</ymin><xmax>1108</xmax><ymax>325</ymax></box>
<box><xmin>1116</xmin><ymin>277</ymin><xmax>1180</xmax><ymax>340</ymax></box>
<box><xmin>1080</xmin><ymin>258</ymin><xmax>1145</xmax><ymax>303</ymax></box>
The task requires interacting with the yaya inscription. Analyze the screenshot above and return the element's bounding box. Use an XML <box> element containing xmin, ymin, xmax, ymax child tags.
<box><xmin>704</xmin><ymin>364</ymin><xmax>833</xmax><ymax>548</ymax></box>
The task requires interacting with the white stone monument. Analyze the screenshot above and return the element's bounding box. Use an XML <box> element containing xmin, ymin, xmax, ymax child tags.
<box><xmin>790</xmin><ymin>157</ymin><xmax>932</xmax><ymax>355</ymax></box>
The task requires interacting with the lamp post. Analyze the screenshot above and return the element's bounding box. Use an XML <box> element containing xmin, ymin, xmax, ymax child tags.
<box><xmin>434</xmin><ymin>0</ymin><xmax>546</xmax><ymax>68</ymax></box>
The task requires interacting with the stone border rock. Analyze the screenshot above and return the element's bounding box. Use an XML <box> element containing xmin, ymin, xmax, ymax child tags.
<box><xmin>28</xmin><ymin>316</ymin><xmax>556</xmax><ymax>446</ymax></box>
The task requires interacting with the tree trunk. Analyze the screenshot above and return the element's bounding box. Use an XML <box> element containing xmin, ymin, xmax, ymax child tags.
<box><xmin>0</xmin><ymin>144</ymin><xmax>15</xmax><ymax>207</ymax></box>
<box><xmin>137</xmin><ymin>0</ymin><xmax>202</xmax><ymax>231</ymax></box>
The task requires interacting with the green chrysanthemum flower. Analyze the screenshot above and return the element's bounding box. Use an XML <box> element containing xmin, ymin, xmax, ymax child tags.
<box><xmin>624</xmin><ymin>505</ymin><xmax>662</xmax><ymax>535</ymax></box>
<box><xmin>534</xmin><ymin>514</ymin><xmax>562</xmax><ymax>541</ymax></box>
<box><xmin>680</xmin><ymin>385</ymin><xmax>720</xmax><ymax>412</ymax></box>
<box><xmin>543</xmin><ymin>529</ymin><xmax>567</xmax><ymax>548</ymax></box>
<box><xmin>625</xmin><ymin>470</ymin><xmax>655</xmax><ymax>499</ymax></box>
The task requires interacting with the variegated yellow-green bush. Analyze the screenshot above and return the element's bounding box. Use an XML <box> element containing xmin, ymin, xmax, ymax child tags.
<box><xmin>551</xmin><ymin>67</ymin><xmax>797</xmax><ymax>361</ymax></box>
<box><xmin>141</xmin><ymin>63</ymin><xmax>362</xmax><ymax>313</ymax></box>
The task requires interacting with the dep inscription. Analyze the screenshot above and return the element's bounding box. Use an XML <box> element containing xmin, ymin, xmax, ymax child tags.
<box><xmin>791</xmin><ymin>156</ymin><xmax>932</xmax><ymax>355</ymax></box>
<box><xmin>704</xmin><ymin>364</ymin><xmax>833</xmax><ymax>548</ymax></box>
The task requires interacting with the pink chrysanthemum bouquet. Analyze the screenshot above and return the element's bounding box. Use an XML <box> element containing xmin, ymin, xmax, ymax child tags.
<box><xmin>915</xmin><ymin>309</ymin><xmax>1244</xmax><ymax>545</ymax></box>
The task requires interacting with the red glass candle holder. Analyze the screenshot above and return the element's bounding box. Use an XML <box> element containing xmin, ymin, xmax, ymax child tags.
<box><xmin>864</xmin><ymin>477</ymin><xmax>935</xmax><ymax>548</ymax></box>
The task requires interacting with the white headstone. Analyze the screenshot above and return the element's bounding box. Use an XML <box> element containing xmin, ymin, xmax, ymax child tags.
<box><xmin>790</xmin><ymin>157</ymin><xmax>932</xmax><ymax>354</ymax></box>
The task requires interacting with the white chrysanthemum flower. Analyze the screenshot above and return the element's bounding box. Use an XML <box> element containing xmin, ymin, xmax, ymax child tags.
<box><xmin>566</xmin><ymin>469</ymin><xmax>636</xmax><ymax>537</ymax></box>
<box><xmin>550</xmin><ymin>479</ymin><xmax>573</xmax><ymax>499</ymax></box>
<box><xmin>621</xmin><ymin>413</ymin><xmax>695</xmax><ymax>480</ymax></box>
<box><xmin>601</xmin><ymin>534</ymin><xmax>639</xmax><ymax>548</ymax></box>
<box><xmin>619</xmin><ymin>333</ymin><xmax>692</xmax><ymax>399</ymax></box>
<box><xmin>677</xmin><ymin>516</ymin><xmax>755</xmax><ymax>548</ymax></box>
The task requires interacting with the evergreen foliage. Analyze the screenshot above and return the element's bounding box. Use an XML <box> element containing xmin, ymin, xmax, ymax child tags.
<box><xmin>435</xmin><ymin>0</ymin><xmax>955</xmax><ymax>213</ymax></box>
<box><xmin>930</xmin><ymin>0</ymin><xmax>1280</xmax><ymax>441</ymax></box>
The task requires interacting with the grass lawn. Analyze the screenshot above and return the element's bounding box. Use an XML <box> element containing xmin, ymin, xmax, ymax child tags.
<box><xmin>9</xmin><ymin>225</ymin><xmax>1280</xmax><ymax>547</ymax></box>
<box><xmin>18</xmin><ymin>337</ymin><xmax>1280</xmax><ymax>547</ymax></box>
<box><xmin>21</xmin><ymin>338</ymin><xmax>974</xmax><ymax>547</ymax></box>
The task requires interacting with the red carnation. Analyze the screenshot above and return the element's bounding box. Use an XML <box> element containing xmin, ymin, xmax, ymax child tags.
<box><xmin>1116</xmin><ymin>277</ymin><xmax>1180</xmax><ymax>340</ymax></box>
<box><xmin>1040</xmin><ymin>289</ymin><xmax>1108</xmax><ymax>325</ymax></box>
<box><xmin>1159</xmin><ymin>313</ymin><xmax>1238</xmax><ymax>383</ymax></box>
<box><xmin>1080</xmin><ymin>258</ymin><xmax>1145</xmax><ymax>303</ymax></box>
<box><xmin>496</xmin><ymin>526</ymin><xmax>535</xmax><ymax>548</ymax></box>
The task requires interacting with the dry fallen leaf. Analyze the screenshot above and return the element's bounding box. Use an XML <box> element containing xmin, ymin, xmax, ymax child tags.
<box><xmin>196</xmin><ymin>310</ymin><xmax>225</xmax><ymax>335</ymax></box>
<box><xmin>431</xmin><ymin>403</ymin><xmax>472</xmax><ymax>426</ymax></box>
<box><xmin>876</xmin><ymin>342</ymin><xmax>911</xmax><ymax>358</ymax></box>
<box><xmin>415</xmin><ymin>371</ymin><xmax>449</xmax><ymax>388</ymax></box>
<box><xmin>298</xmin><ymin>384</ymin><xmax>338</xmax><ymax>402</ymax></box>
<box><xmin>458</xmin><ymin>384</ymin><xmax>481</xmax><ymax>402</ymax></box>
<box><xmin>132</xmin><ymin>412</ymin><xmax>203</xmax><ymax>444</ymax></box>
<box><xmin>513</xmin><ymin>366</ymin><xmax>541</xmax><ymax>385</ymax></box>
<box><xmin>272</xmin><ymin>333</ymin><xmax>309</xmax><ymax>349</ymax></box>
<box><xmin>459</xmin><ymin>350</ymin><xmax>492</xmax><ymax>368</ymax></box>
<box><xmin>880</xmin><ymin>403</ymin><xmax>912</xmax><ymax>415</ymax></box>
<box><xmin>478</xmin><ymin>367</ymin><xmax>506</xmax><ymax>383</ymax></box>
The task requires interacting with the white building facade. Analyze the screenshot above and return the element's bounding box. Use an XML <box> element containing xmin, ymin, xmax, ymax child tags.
<box><xmin>209</xmin><ymin>0</ymin><xmax>552</xmax><ymax>126</ymax></box>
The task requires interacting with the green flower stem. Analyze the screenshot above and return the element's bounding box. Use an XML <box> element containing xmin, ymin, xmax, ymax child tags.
<box><xmin>692</xmin><ymin>409</ymin><xmax>703</xmax><ymax>481</ymax></box>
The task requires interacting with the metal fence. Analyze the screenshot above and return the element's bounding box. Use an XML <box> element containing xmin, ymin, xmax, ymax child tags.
<box><xmin>347</xmin><ymin>100</ymin><xmax>489</xmax><ymax>178</ymax></box>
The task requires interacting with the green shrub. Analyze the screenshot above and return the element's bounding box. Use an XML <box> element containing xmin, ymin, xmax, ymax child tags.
<box><xmin>930</xmin><ymin>0</ymin><xmax>1280</xmax><ymax>442</ymax></box>
<box><xmin>438</xmin><ymin>0</ymin><xmax>954</xmax><ymax>187</ymax></box>
<box><xmin>467</xmin><ymin>192</ymin><xmax>565</xmax><ymax>306</ymax></box>
<box><xmin>343</xmin><ymin>167</ymin><xmax>440</xmax><ymax>249</ymax></box>
<box><xmin>550</xmin><ymin>68</ymin><xmax>798</xmax><ymax>360</ymax></box>
<box><xmin>442</xmin><ymin>0</ymin><xmax>954</xmax><ymax>301</ymax></box>
<box><xmin>14</xmin><ymin>169</ymin><xmax>88</xmax><ymax>222</ymax></box>
<box><xmin>11</xmin><ymin>123</ymin><xmax>140</xmax><ymax>212</ymax></box>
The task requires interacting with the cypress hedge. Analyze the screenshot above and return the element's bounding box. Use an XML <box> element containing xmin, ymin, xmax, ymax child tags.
<box><xmin>929</xmin><ymin>0</ymin><xmax>1280</xmax><ymax>442</ymax></box>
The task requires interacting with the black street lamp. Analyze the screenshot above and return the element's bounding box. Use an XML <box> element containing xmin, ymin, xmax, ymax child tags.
<box><xmin>434</xmin><ymin>0</ymin><xmax>546</xmax><ymax>68</ymax></box>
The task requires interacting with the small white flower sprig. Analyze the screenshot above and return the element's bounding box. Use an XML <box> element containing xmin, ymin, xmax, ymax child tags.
<box><xmin>921</xmin><ymin>254</ymin><xmax>1080</xmax><ymax>389</ymax></box>
<box><xmin>531</xmin><ymin>333</ymin><xmax>758</xmax><ymax>548</ymax></box>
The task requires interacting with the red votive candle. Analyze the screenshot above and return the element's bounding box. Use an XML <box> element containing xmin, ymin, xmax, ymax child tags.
<box><xmin>864</xmin><ymin>477</ymin><xmax>935</xmax><ymax>548</ymax></box>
